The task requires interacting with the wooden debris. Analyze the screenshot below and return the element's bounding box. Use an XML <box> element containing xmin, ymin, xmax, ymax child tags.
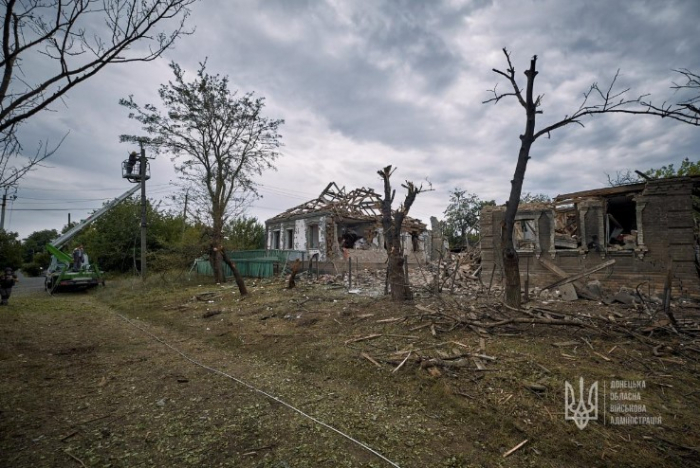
<box><xmin>593</xmin><ymin>351</ymin><xmax>612</xmax><ymax>362</ymax></box>
<box><xmin>361</xmin><ymin>352</ymin><xmax>382</xmax><ymax>368</ymax></box>
<box><xmin>523</xmin><ymin>382</ymin><xmax>547</xmax><ymax>393</ymax></box>
<box><xmin>503</xmin><ymin>439</ymin><xmax>528</xmax><ymax>458</ymax></box>
<box><xmin>356</xmin><ymin>313</ymin><xmax>375</xmax><ymax>319</ymax></box>
<box><xmin>552</xmin><ymin>341</ymin><xmax>579</xmax><ymax>348</ymax></box>
<box><xmin>392</xmin><ymin>351</ymin><xmax>412</xmax><ymax>373</ymax></box>
<box><xmin>63</xmin><ymin>450</ymin><xmax>88</xmax><ymax>467</ymax></box>
<box><xmin>202</xmin><ymin>310</ymin><xmax>222</xmax><ymax>319</ymax></box>
<box><xmin>376</xmin><ymin>317</ymin><xmax>402</xmax><ymax>323</ymax></box>
<box><xmin>542</xmin><ymin>259</ymin><xmax>616</xmax><ymax>291</ymax></box>
<box><xmin>195</xmin><ymin>292</ymin><xmax>220</xmax><ymax>301</ymax></box>
<box><xmin>472</xmin><ymin>357</ymin><xmax>486</xmax><ymax>370</ymax></box>
<box><xmin>60</xmin><ymin>431</ymin><xmax>79</xmax><ymax>442</ymax></box>
<box><xmin>344</xmin><ymin>333</ymin><xmax>382</xmax><ymax>344</ymax></box>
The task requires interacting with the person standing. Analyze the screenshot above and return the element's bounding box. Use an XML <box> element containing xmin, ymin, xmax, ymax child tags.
<box><xmin>126</xmin><ymin>151</ymin><xmax>137</xmax><ymax>175</ymax></box>
<box><xmin>72</xmin><ymin>245</ymin><xmax>85</xmax><ymax>271</ymax></box>
<box><xmin>0</xmin><ymin>267</ymin><xmax>18</xmax><ymax>306</ymax></box>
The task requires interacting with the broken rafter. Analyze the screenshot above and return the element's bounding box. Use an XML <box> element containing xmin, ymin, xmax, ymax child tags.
<box><xmin>267</xmin><ymin>181</ymin><xmax>427</xmax><ymax>230</ymax></box>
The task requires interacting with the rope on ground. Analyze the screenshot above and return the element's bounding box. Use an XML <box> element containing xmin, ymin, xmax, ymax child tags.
<box><xmin>113</xmin><ymin>311</ymin><xmax>402</xmax><ymax>468</ymax></box>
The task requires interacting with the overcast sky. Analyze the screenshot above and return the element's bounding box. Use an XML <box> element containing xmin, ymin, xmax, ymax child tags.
<box><xmin>6</xmin><ymin>0</ymin><xmax>700</xmax><ymax>240</ymax></box>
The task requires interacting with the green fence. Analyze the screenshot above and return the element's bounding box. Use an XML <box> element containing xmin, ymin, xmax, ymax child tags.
<box><xmin>194</xmin><ymin>250</ymin><xmax>306</xmax><ymax>278</ymax></box>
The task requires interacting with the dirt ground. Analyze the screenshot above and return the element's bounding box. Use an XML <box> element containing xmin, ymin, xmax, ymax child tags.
<box><xmin>1</xmin><ymin>271</ymin><xmax>699</xmax><ymax>468</ymax></box>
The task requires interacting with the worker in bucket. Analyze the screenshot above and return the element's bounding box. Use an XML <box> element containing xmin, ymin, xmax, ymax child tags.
<box><xmin>126</xmin><ymin>151</ymin><xmax>137</xmax><ymax>175</ymax></box>
<box><xmin>72</xmin><ymin>245</ymin><xmax>85</xmax><ymax>271</ymax></box>
<box><xmin>0</xmin><ymin>267</ymin><xmax>18</xmax><ymax>306</ymax></box>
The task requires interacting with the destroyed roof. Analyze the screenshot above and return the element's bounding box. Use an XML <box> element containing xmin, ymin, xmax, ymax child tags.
<box><xmin>554</xmin><ymin>175</ymin><xmax>700</xmax><ymax>202</ymax></box>
<box><xmin>268</xmin><ymin>182</ymin><xmax>382</xmax><ymax>220</ymax></box>
<box><xmin>267</xmin><ymin>182</ymin><xmax>427</xmax><ymax>230</ymax></box>
<box><xmin>554</xmin><ymin>183</ymin><xmax>647</xmax><ymax>202</ymax></box>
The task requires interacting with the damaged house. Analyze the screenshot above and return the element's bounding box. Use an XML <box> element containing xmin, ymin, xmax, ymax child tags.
<box><xmin>481</xmin><ymin>176</ymin><xmax>700</xmax><ymax>298</ymax></box>
<box><xmin>265</xmin><ymin>182</ymin><xmax>430</xmax><ymax>264</ymax></box>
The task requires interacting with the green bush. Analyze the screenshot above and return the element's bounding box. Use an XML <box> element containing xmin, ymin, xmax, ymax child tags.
<box><xmin>21</xmin><ymin>262</ymin><xmax>45</xmax><ymax>277</ymax></box>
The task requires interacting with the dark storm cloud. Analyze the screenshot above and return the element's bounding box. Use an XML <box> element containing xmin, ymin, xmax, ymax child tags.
<box><xmin>6</xmin><ymin>0</ymin><xmax>700</xmax><ymax>238</ymax></box>
<box><xmin>179</xmin><ymin>0</ymin><xmax>480</xmax><ymax>149</ymax></box>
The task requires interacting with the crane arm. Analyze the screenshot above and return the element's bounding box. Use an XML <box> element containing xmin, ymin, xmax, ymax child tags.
<box><xmin>50</xmin><ymin>185</ymin><xmax>141</xmax><ymax>250</ymax></box>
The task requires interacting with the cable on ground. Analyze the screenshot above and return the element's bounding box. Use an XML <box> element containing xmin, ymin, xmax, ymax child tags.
<box><xmin>113</xmin><ymin>311</ymin><xmax>402</xmax><ymax>468</ymax></box>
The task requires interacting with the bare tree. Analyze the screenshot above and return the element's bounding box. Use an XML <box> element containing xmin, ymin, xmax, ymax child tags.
<box><xmin>642</xmin><ymin>69</ymin><xmax>700</xmax><ymax>125</ymax></box>
<box><xmin>606</xmin><ymin>169</ymin><xmax>643</xmax><ymax>187</ymax></box>
<box><xmin>0</xmin><ymin>0</ymin><xmax>196</xmax><ymax>188</ymax></box>
<box><xmin>377</xmin><ymin>165</ymin><xmax>426</xmax><ymax>302</ymax></box>
<box><xmin>121</xmin><ymin>61</ymin><xmax>283</xmax><ymax>290</ymax></box>
<box><xmin>484</xmin><ymin>48</ymin><xmax>696</xmax><ymax>308</ymax></box>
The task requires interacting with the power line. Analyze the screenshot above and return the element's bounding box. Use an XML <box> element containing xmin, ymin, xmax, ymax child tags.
<box><xmin>19</xmin><ymin>182</ymin><xmax>174</xmax><ymax>193</ymax></box>
<box><xmin>9</xmin><ymin>208</ymin><xmax>99</xmax><ymax>211</ymax></box>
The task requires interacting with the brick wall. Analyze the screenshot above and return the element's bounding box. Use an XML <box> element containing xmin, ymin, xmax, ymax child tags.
<box><xmin>480</xmin><ymin>179</ymin><xmax>700</xmax><ymax>298</ymax></box>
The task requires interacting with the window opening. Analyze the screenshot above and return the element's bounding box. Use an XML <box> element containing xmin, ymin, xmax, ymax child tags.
<box><xmin>514</xmin><ymin>218</ymin><xmax>537</xmax><ymax>251</ymax></box>
<box><xmin>606</xmin><ymin>196</ymin><xmax>637</xmax><ymax>251</ymax></box>
<box><xmin>554</xmin><ymin>206</ymin><xmax>579</xmax><ymax>249</ymax></box>
<box><xmin>309</xmin><ymin>224</ymin><xmax>320</xmax><ymax>249</ymax></box>
<box><xmin>285</xmin><ymin>229</ymin><xmax>294</xmax><ymax>249</ymax></box>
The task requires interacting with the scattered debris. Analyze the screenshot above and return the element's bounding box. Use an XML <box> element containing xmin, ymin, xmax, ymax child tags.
<box><xmin>503</xmin><ymin>439</ymin><xmax>529</xmax><ymax>458</ymax></box>
<box><xmin>201</xmin><ymin>310</ymin><xmax>222</xmax><ymax>318</ymax></box>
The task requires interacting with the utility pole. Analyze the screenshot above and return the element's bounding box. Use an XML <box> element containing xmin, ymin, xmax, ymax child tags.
<box><xmin>0</xmin><ymin>186</ymin><xmax>17</xmax><ymax>231</ymax></box>
<box><xmin>139</xmin><ymin>142</ymin><xmax>147</xmax><ymax>280</ymax></box>
<box><xmin>181</xmin><ymin>188</ymin><xmax>189</xmax><ymax>241</ymax></box>
<box><xmin>0</xmin><ymin>188</ymin><xmax>6</xmax><ymax>231</ymax></box>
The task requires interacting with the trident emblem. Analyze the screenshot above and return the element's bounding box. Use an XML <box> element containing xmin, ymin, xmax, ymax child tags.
<box><xmin>565</xmin><ymin>377</ymin><xmax>598</xmax><ymax>429</ymax></box>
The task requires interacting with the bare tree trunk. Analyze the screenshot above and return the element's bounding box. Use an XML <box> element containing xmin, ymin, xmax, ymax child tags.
<box><xmin>378</xmin><ymin>165</ymin><xmax>422</xmax><ymax>301</ymax></box>
<box><xmin>220</xmin><ymin>248</ymin><xmax>248</xmax><ymax>296</ymax></box>
<box><xmin>210</xmin><ymin>238</ymin><xmax>226</xmax><ymax>284</ymax></box>
<box><xmin>211</xmin><ymin>213</ymin><xmax>226</xmax><ymax>284</ymax></box>
<box><xmin>501</xmin><ymin>56</ymin><xmax>539</xmax><ymax>309</ymax></box>
<box><xmin>288</xmin><ymin>259</ymin><xmax>301</xmax><ymax>289</ymax></box>
<box><xmin>387</xmin><ymin>240</ymin><xmax>412</xmax><ymax>301</ymax></box>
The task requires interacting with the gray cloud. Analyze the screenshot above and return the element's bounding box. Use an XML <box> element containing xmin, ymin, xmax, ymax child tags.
<box><xmin>5</xmin><ymin>0</ymin><xmax>700</xmax><ymax>239</ymax></box>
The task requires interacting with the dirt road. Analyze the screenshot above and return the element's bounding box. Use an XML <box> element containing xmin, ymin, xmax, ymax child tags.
<box><xmin>12</xmin><ymin>271</ymin><xmax>45</xmax><ymax>296</ymax></box>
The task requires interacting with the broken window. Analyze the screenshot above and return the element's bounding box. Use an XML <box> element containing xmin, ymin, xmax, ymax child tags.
<box><xmin>606</xmin><ymin>195</ymin><xmax>637</xmax><ymax>251</ymax></box>
<box><xmin>554</xmin><ymin>204</ymin><xmax>579</xmax><ymax>249</ymax></box>
<box><xmin>514</xmin><ymin>218</ymin><xmax>538</xmax><ymax>251</ymax></box>
<box><xmin>285</xmin><ymin>229</ymin><xmax>294</xmax><ymax>249</ymax></box>
<box><xmin>308</xmin><ymin>224</ymin><xmax>320</xmax><ymax>249</ymax></box>
<box><xmin>339</xmin><ymin>223</ymin><xmax>377</xmax><ymax>250</ymax></box>
<box><xmin>272</xmin><ymin>230</ymin><xmax>281</xmax><ymax>249</ymax></box>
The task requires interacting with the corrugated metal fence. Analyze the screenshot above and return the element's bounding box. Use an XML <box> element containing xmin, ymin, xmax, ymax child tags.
<box><xmin>194</xmin><ymin>250</ymin><xmax>307</xmax><ymax>278</ymax></box>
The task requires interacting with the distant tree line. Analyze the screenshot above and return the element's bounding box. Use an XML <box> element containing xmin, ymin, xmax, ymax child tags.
<box><xmin>2</xmin><ymin>200</ymin><xmax>265</xmax><ymax>276</ymax></box>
